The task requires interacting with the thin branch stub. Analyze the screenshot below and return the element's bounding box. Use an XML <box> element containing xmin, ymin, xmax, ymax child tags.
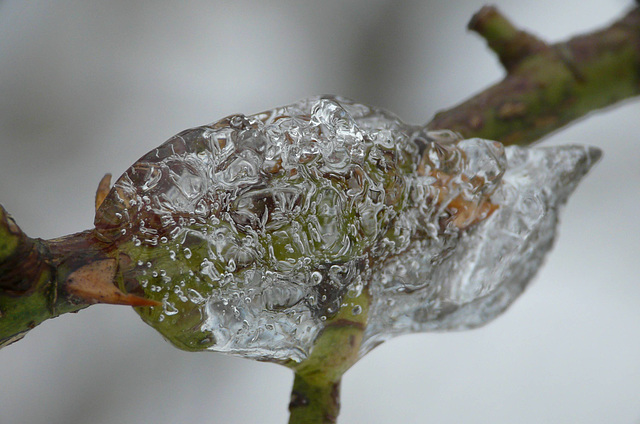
<box><xmin>468</xmin><ymin>6</ymin><xmax>548</xmax><ymax>71</ymax></box>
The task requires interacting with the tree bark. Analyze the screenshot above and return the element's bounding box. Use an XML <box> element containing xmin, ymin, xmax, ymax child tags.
<box><xmin>428</xmin><ymin>6</ymin><xmax>640</xmax><ymax>146</ymax></box>
<box><xmin>0</xmin><ymin>202</ymin><xmax>158</xmax><ymax>347</ymax></box>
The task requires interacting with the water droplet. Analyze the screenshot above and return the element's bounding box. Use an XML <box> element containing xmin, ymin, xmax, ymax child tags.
<box><xmin>187</xmin><ymin>288</ymin><xmax>205</xmax><ymax>304</ymax></box>
<box><xmin>164</xmin><ymin>301</ymin><xmax>179</xmax><ymax>316</ymax></box>
<box><xmin>311</xmin><ymin>271</ymin><xmax>323</xmax><ymax>285</ymax></box>
<box><xmin>227</xmin><ymin>258</ymin><xmax>236</xmax><ymax>272</ymax></box>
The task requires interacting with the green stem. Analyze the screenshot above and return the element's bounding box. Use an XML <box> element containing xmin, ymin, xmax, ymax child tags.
<box><xmin>289</xmin><ymin>373</ymin><xmax>341</xmax><ymax>424</ymax></box>
<box><xmin>0</xmin><ymin>205</ymin><xmax>94</xmax><ymax>346</ymax></box>
<box><xmin>286</xmin><ymin>291</ymin><xmax>369</xmax><ymax>423</ymax></box>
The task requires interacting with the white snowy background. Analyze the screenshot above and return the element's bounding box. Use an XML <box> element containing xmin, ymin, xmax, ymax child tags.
<box><xmin>0</xmin><ymin>1</ymin><xmax>639</xmax><ymax>423</ymax></box>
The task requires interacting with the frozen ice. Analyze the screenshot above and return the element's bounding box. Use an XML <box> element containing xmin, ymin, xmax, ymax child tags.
<box><xmin>94</xmin><ymin>96</ymin><xmax>600</xmax><ymax>362</ymax></box>
<box><xmin>361</xmin><ymin>143</ymin><xmax>600</xmax><ymax>354</ymax></box>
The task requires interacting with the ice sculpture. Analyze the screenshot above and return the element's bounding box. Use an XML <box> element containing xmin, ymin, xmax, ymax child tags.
<box><xmin>94</xmin><ymin>96</ymin><xmax>600</xmax><ymax>362</ymax></box>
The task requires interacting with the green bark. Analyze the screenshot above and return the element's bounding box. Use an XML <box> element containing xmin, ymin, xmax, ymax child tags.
<box><xmin>287</xmin><ymin>291</ymin><xmax>368</xmax><ymax>424</ymax></box>
<box><xmin>0</xmin><ymin>205</ymin><xmax>157</xmax><ymax>347</ymax></box>
<box><xmin>428</xmin><ymin>6</ymin><xmax>640</xmax><ymax>146</ymax></box>
<box><xmin>289</xmin><ymin>374</ymin><xmax>341</xmax><ymax>424</ymax></box>
<box><xmin>0</xmin><ymin>206</ymin><xmax>89</xmax><ymax>346</ymax></box>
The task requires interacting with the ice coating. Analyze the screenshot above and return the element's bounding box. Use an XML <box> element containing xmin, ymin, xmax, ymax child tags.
<box><xmin>94</xmin><ymin>96</ymin><xmax>600</xmax><ymax>362</ymax></box>
<box><xmin>362</xmin><ymin>144</ymin><xmax>600</xmax><ymax>354</ymax></box>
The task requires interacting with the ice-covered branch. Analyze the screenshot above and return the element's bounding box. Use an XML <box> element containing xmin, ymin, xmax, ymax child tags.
<box><xmin>0</xmin><ymin>5</ymin><xmax>637</xmax><ymax>424</ymax></box>
<box><xmin>2</xmin><ymin>5</ymin><xmax>637</xmax><ymax>348</ymax></box>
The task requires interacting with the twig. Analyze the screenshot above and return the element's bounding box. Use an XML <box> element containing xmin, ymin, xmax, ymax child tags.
<box><xmin>0</xmin><ymin>5</ymin><xmax>639</xmax><ymax>422</ymax></box>
<box><xmin>428</xmin><ymin>6</ymin><xmax>640</xmax><ymax>145</ymax></box>
<box><xmin>0</xmin><ymin>184</ymin><xmax>158</xmax><ymax>347</ymax></box>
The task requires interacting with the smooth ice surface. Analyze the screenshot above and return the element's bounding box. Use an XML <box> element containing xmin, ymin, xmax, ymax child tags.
<box><xmin>94</xmin><ymin>96</ymin><xmax>600</xmax><ymax>362</ymax></box>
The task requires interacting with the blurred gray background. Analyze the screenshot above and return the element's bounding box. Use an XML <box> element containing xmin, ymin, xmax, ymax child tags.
<box><xmin>0</xmin><ymin>1</ymin><xmax>639</xmax><ymax>423</ymax></box>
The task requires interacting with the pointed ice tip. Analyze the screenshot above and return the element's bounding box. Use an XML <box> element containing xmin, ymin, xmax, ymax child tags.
<box><xmin>400</xmin><ymin>143</ymin><xmax>603</xmax><ymax>333</ymax></box>
<box><xmin>500</xmin><ymin>144</ymin><xmax>602</xmax><ymax>210</ymax></box>
<box><xmin>559</xmin><ymin>144</ymin><xmax>603</xmax><ymax>183</ymax></box>
<box><xmin>585</xmin><ymin>145</ymin><xmax>603</xmax><ymax>168</ymax></box>
<box><xmin>558</xmin><ymin>144</ymin><xmax>602</xmax><ymax>182</ymax></box>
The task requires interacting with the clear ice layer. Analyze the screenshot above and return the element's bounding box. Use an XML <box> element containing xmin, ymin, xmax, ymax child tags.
<box><xmin>94</xmin><ymin>96</ymin><xmax>600</xmax><ymax>362</ymax></box>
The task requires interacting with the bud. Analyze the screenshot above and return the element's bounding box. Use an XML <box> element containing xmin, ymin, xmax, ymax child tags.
<box><xmin>94</xmin><ymin>96</ymin><xmax>600</xmax><ymax>362</ymax></box>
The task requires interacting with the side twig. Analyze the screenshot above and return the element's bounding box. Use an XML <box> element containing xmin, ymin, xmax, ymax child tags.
<box><xmin>428</xmin><ymin>5</ymin><xmax>640</xmax><ymax>145</ymax></box>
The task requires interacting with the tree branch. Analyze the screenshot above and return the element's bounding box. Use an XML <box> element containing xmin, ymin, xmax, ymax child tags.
<box><xmin>0</xmin><ymin>206</ymin><xmax>92</xmax><ymax>347</ymax></box>
<box><xmin>289</xmin><ymin>373</ymin><xmax>341</xmax><ymax>424</ymax></box>
<box><xmin>0</xmin><ymin>183</ymin><xmax>159</xmax><ymax>346</ymax></box>
<box><xmin>0</xmin><ymin>3</ymin><xmax>638</xmax><ymax>359</ymax></box>
<box><xmin>428</xmin><ymin>5</ymin><xmax>640</xmax><ymax>145</ymax></box>
<box><xmin>1</xmin><ymin>7</ymin><xmax>638</xmax><ymax>424</ymax></box>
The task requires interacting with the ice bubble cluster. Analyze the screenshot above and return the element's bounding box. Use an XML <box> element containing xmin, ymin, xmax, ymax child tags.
<box><xmin>94</xmin><ymin>96</ymin><xmax>600</xmax><ymax>362</ymax></box>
